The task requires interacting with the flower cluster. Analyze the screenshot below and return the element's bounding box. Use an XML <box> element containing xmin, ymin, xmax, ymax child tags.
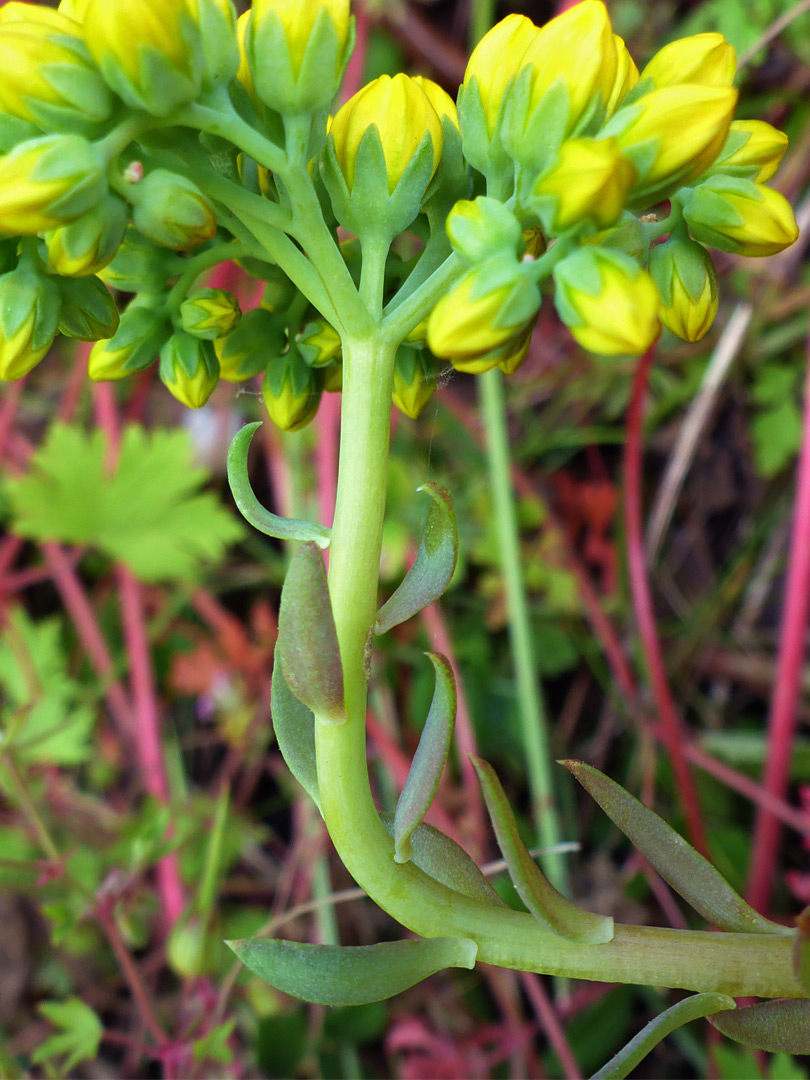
<box><xmin>0</xmin><ymin>0</ymin><xmax>797</xmax><ymax>429</ymax></box>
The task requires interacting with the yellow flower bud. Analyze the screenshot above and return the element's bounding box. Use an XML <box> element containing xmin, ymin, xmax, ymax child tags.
<box><xmin>712</xmin><ymin>120</ymin><xmax>788</xmax><ymax>183</ymax></box>
<box><xmin>530</xmin><ymin>137</ymin><xmax>636</xmax><ymax>232</ymax></box>
<box><xmin>45</xmin><ymin>195</ymin><xmax>128</xmax><ymax>277</ymax></box>
<box><xmin>413</xmin><ymin>76</ymin><xmax>459</xmax><ymax>129</ymax></box>
<box><xmin>160</xmin><ymin>332</ymin><xmax>220</xmax><ymax>409</ymax></box>
<box><xmin>298</xmin><ymin>319</ymin><xmax>341</xmax><ymax>367</ymax></box>
<box><xmin>0</xmin><ymin>18</ymin><xmax>113</xmax><ymax>134</ymax></box>
<box><xmin>3</xmin><ymin>4</ymin><xmax>79</xmax><ymax>29</ymax></box>
<box><xmin>262</xmin><ymin>348</ymin><xmax>322</xmax><ymax>432</ymax></box>
<box><xmin>462</xmin><ymin>14</ymin><xmax>537</xmax><ymax>137</ymax></box>
<box><xmin>640</xmin><ymin>33</ymin><xmax>736</xmax><ymax>89</ymax></box>
<box><xmin>497</xmin><ymin>322</ymin><xmax>534</xmax><ymax>376</ymax></box>
<box><xmin>88</xmin><ymin>301</ymin><xmax>168</xmax><ymax>381</ymax></box>
<box><xmin>235</xmin><ymin>10</ymin><xmax>257</xmax><ymax>104</ymax></box>
<box><xmin>0</xmin><ymin>134</ymin><xmax>106</xmax><ymax>235</ymax></box>
<box><xmin>0</xmin><ymin>268</ymin><xmax>60</xmax><ymax>381</ymax></box>
<box><xmin>322</xmin><ymin>360</ymin><xmax>342</xmax><ymax>393</ymax></box>
<box><xmin>446</xmin><ymin>196</ymin><xmax>522</xmax><ymax>264</ymax></box>
<box><xmin>684</xmin><ymin>176</ymin><xmax>798</xmax><ymax>257</ymax></box>
<box><xmin>427</xmin><ymin>255</ymin><xmax>540</xmax><ymax>364</ymax></box>
<box><xmin>84</xmin><ymin>0</ymin><xmax>203</xmax><ymax>116</ymax></box>
<box><xmin>330</xmin><ymin>74</ymin><xmax>443</xmax><ymax>195</ymax></box>
<box><xmin>180</xmin><ymin>288</ymin><xmax>241</xmax><ymax>340</ymax></box>
<box><xmin>214</xmin><ymin>307</ymin><xmax>285</xmax><ymax>382</ymax></box>
<box><xmin>609</xmin><ymin>83</ymin><xmax>737</xmax><ymax>199</ymax></box>
<box><xmin>392</xmin><ymin>346</ymin><xmax>437</xmax><ymax>419</ymax></box>
<box><xmin>246</xmin><ymin>0</ymin><xmax>350</xmax><ymax>113</ymax></box>
<box><xmin>553</xmin><ymin>248</ymin><xmax>660</xmax><ymax>356</ymax></box>
<box><xmin>606</xmin><ymin>35</ymin><xmax>639</xmax><ymax>117</ymax></box>
<box><xmin>519</xmin><ymin>1</ymin><xmax>617</xmax><ymax>133</ymax></box>
<box><xmin>648</xmin><ymin>236</ymin><xmax>718</xmax><ymax>342</ymax></box>
<box><xmin>58</xmin><ymin>0</ymin><xmax>93</xmax><ymax>21</ymax></box>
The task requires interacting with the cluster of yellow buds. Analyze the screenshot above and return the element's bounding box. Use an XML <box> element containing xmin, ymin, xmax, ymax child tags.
<box><xmin>0</xmin><ymin>0</ymin><xmax>798</xmax><ymax>432</ymax></box>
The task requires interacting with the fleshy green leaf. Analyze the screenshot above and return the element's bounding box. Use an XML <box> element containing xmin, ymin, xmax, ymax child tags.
<box><xmin>592</xmin><ymin>993</ymin><xmax>735</xmax><ymax>1079</ymax></box>
<box><xmin>473</xmin><ymin>757</ymin><xmax>614</xmax><ymax>943</ymax></box>
<box><xmin>227</xmin><ymin>936</ymin><xmax>478</xmax><ymax>1006</ymax></box>
<box><xmin>270</xmin><ymin>659</ymin><xmax>320</xmax><ymax>810</ymax></box>
<box><xmin>277</xmin><ymin>542</ymin><xmax>345</xmax><ymax>724</ymax></box>
<box><xmin>32</xmin><ymin>998</ymin><xmax>103</xmax><ymax>1073</ymax></box>
<box><xmin>227</xmin><ymin>423</ymin><xmax>331</xmax><ymax>547</ymax></box>
<box><xmin>375</xmin><ymin>482</ymin><xmax>458</xmax><ymax>634</ymax></box>
<box><xmin>710</xmin><ymin>999</ymin><xmax>810</xmax><ymax>1054</ymax></box>
<box><xmin>393</xmin><ymin>653</ymin><xmax>456</xmax><ymax>863</ymax></box>
<box><xmin>380</xmin><ymin>814</ymin><xmax>506</xmax><ymax>907</ymax></box>
<box><xmin>7</xmin><ymin>423</ymin><xmax>243</xmax><ymax>582</ymax></box>
<box><xmin>563</xmin><ymin>761</ymin><xmax>790</xmax><ymax>936</ymax></box>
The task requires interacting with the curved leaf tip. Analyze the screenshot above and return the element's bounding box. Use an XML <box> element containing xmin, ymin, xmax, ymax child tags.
<box><xmin>227</xmin><ymin>422</ymin><xmax>331</xmax><ymax>548</ymax></box>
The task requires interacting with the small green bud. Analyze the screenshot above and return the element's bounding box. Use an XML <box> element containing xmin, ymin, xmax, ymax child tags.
<box><xmin>214</xmin><ymin>307</ymin><xmax>285</xmax><ymax>382</ymax></box>
<box><xmin>160</xmin><ymin>332</ymin><xmax>220</xmax><ymax>409</ymax></box>
<box><xmin>648</xmin><ymin>235</ymin><xmax>718</xmax><ymax>342</ymax></box>
<box><xmin>131</xmin><ymin>170</ymin><xmax>217</xmax><ymax>251</ymax></box>
<box><xmin>246</xmin><ymin>0</ymin><xmax>351</xmax><ymax>113</ymax></box>
<box><xmin>298</xmin><ymin>318</ymin><xmax>341</xmax><ymax>367</ymax></box>
<box><xmin>392</xmin><ymin>345</ymin><xmax>437</xmax><ymax>419</ymax></box>
<box><xmin>0</xmin><ymin>133</ymin><xmax>107</xmax><ymax>235</ymax></box>
<box><xmin>45</xmin><ymin>195</ymin><xmax>128</xmax><ymax>277</ymax></box>
<box><xmin>99</xmin><ymin>227</ymin><xmax>172</xmax><ymax>294</ymax></box>
<box><xmin>87</xmin><ymin>299</ymin><xmax>168</xmax><ymax>381</ymax></box>
<box><xmin>0</xmin><ymin>265</ymin><xmax>60</xmax><ymax>381</ymax></box>
<box><xmin>529</xmin><ymin>137</ymin><xmax>636</xmax><ymax>233</ymax></box>
<box><xmin>259</xmin><ymin>266</ymin><xmax>299</xmax><ymax>313</ymax></box>
<box><xmin>262</xmin><ymin>346</ymin><xmax>322</xmax><ymax>432</ymax></box>
<box><xmin>682</xmin><ymin>175</ymin><xmax>799</xmax><ymax>257</ymax></box>
<box><xmin>446</xmin><ymin>197</ymin><xmax>522</xmax><ymax>264</ymax></box>
<box><xmin>167</xmin><ymin>915</ymin><xmax>206</xmax><ymax>979</ymax></box>
<box><xmin>553</xmin><ymin>246</ymin><xmax>660</xmax><ymax>356</ymax></box>
<box><xmin>56</xmin><ymin>274</ymin><xmax>119</xmax><ymax>341</ymax></box>
<box><xmin>180</xmin><ymin>288</ymin><xmax>241</xmax><ymax>340</ymax></box>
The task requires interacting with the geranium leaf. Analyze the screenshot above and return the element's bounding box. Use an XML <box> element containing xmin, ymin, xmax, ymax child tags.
<box><xmin>227</xmin><ymin>936</ymin><xmax>478</xmax><ymax>1006</ymax></box>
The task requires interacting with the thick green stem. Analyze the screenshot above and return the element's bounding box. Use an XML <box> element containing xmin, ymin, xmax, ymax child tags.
<box><xmin>478</xmin><ymin>366</ymin><xmax>569</xmax><ymax>895</ymax></box>
<box><xmin>313</xmin><ymin>333</ymin><xmax>806</xmax><ymax>1001</ymax></box>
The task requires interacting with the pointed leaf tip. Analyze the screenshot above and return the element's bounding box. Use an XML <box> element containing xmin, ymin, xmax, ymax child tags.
<box><xmin>227</xmin><ymin>423</ymin><xmax>331</xmax><ymax>548</ymax></box>
<box><xmin>228</xmin><ymin>936</ymin><xmax>478</xmax><ymax>1006</ymax></box>
<box><xmin>473</xmin><ymin>757</ymin><xmax>614</xmax><ymax>944</ymax></box>
<box><xmin>709</xmin><ymin>999</ymin><xmax>810</xmax><ymax>1054</ymax></box>
<box><xmin>563</xmin><ymin>760</ymin><xmax>790</xmax><ymax>937</ymax></box>
<box><xmin>375</xmin><ymin>481</ymin><xmax>458</xmax><ymax>635</ymax></box>
<box><xmin>393</xmin><ymin>653</ymin><xmax>457</xmax><ymax>863</ymax></box>
<box><xmin>277</xmin><ymin>541</ymin><xmax>345</xmax><ymax>724</ymax></box>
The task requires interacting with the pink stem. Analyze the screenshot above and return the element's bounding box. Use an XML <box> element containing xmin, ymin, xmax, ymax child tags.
<box><xmin>747</xmin><ymin>336</ymin><xmax>810</xmax><ymax>913</ymax></box>
<box><xmin>624</xmin><ymin>346</ymin><xmax>709</xmax><ymax>857</ymax></box>
<box><xmin>520</xmin><ymin>973</ymin><xmax>582</xmax><ymax>1079</ymax></box>
<box><xmin>315</xmin><ymin>392</ymin><xmax>341</xmax><ymax>533</ymax></box>
<box><xmin>340</xmin><ymin>6</ymin><xmax>370</xmax><ymax>101</ymax></box>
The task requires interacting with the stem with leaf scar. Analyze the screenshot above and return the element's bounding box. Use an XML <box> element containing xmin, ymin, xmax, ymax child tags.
<box><xmin>311</xmin><ymin>327</ymin><xmax>806</xmax><ymax>1002</ymax></box>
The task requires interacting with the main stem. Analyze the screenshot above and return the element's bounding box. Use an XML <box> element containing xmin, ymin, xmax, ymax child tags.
<box><xmin>313</xmin><ymin>334</ymin><xmax>805</xmax><ymax>1000</ymax></box>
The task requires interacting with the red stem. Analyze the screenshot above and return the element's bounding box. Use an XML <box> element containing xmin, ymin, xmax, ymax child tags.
<box><xmin>623</xmin><ymin>346</ymin><xmax>709</xmax><ymax>856</ymax></box>
<box><xmin>520</xmin><ymin>973</ymin><xmax>582</xmax><ymax>1079</ymax></box>
<box><xmin>747</xmin><ymin>334</ymin><xmax>810</xmax><ymax>913</ymax></box>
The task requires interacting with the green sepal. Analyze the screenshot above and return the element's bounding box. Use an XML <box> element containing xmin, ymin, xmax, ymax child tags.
<box><xmin>55</xmin><ymin>275</ymin><xmax>119</xmax><ymax>341</ymax></box>
<box><xmin>563</xmin><ymin>760</ymin><xmax>791</xmax><ymax>936</ymax></box>
<box><xmin>277</xmin><ymin>540</ymin><xmax>345</xmax><ymax>724</ymax></box>
<box><xmin>422</xmin><ymin>115</ymin><xmax>472</xmax><ymax>227</ymax></box>
<box><xmin>592</xmin><ymin>993</ymin><xmax>735</xmax><ymax>1080</ymax></box>
<box><xmin>46</xmin><ymin>195</ymin><xmax>128</xmax><ymax>278</ymax></box>
<box><xmin>586</xmin><ymin>211</ymin><xmax>649</xmax><ymax>259</ymax></box>
<box><xmin>100</xmin><ymin>228</ymin><xmax>173</xmax><ymax>294</ymax></box>
<box><xmin>709</xmin><ymin>1000</ymin><xmax>810</xmax><ymax>1054</ymax></box>
<box><xmin>197</xmin><ymin>0</ymin><xmax>240</xmax><ymax>88</ymax></box>
<box><xmin>96</xmin><ymin>300</ymin><xmax>169</xmax><ymax>377</ymax></box>
<box><xmin>216</xmin><ymin>308</ymin><xmax>286</xmax><ymax>381</ymax></box>
<box><xmin>448</xmin><ymin>197</ymin><xmax>522</xmax><ymax>265</ymax></box>
<box><xmin>321</xmin><ymin>125</ymin><xmax>438</xmax><ymax>241</ymax></box>
<box><xmin>0</xmin><ymin>113</ymin><xmax>41</xmax><ymax>154</ymax></box>
<box><xmin>248</xmin><ymin>6</ymin><xmax>345</xmax><ymax>115</ymax></box>
<box><xmin>28</xmin><ymin>134</ymin><xmax>107</xmax><ymax>222</ymax></box>
<box><xmin>457</xmin><ymin>76</ymin><xmax>513</xmax><ymax>186</ymax></box>
<box><xmin>393</xmin><ymin>653</ymin><xmax>457</xmax><ymax>864</ymax></box>
<box><xmin>380</xmin><ymin>814</ymin><xmax>506</xmax><ymax>907</ymax></box>
<box><xmin>29</xmin><ymin>50</ymin><xmax>115</xmax><ymax>135</ymax></box>
<box><xmin>553</xmin><ymin>247</ymin><xmax>637</xmax><ymax>329</ymax></box>
<box><xmin>473</xmin><ymin>757</ymin><xmax>614</xmax><ymax>943</ymax></box>
<box><xmin>375</xmin><ymin>482</ymin><xmax>458</xmax><ymax>634</ymax></box>
<box><xmin>501</xmin><ymin>68</ymin><xmax>571</xmax><ymax>178</ymax></box>
<box><xmin>226</xmin><ymin>423</ymin><xmax>331</xmax><ymax>548</ymax></box>
<box><xmin>681</xmin><ymin>175</ymin><xmax>761</xmax><ymax>254</ymax></box>
<box><xmin>99</xmin><ymin>33</ymin><xmax>203</xmax><ymax>118</ymax></box>
<box><xmin>270</xmin><ymin>655</ymin><xmax>320</xmax><ymax>812</ymax></box>
<box><xmin>706</xmin><ymin>126</ymin><xmax>762</xmax><ymax>181</ymax></box>
<box><xmin>0</xmin><ymin>267</ymin><xmax>60</xmax><ymax>353</ymax></box>
<box><xmin>227</xmin><ymin>936</ymin><xmax>478</xmax><ymax>1006</ymax></box>
<box><xmin>161</xmin><ymin>331</ymin><xmax>217</xmax><ymax>380</ymax></box>
<box><xmin>647</xmin><ymin>230</ymin><xmax>713</xmax><ymax>307</ymax></box>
